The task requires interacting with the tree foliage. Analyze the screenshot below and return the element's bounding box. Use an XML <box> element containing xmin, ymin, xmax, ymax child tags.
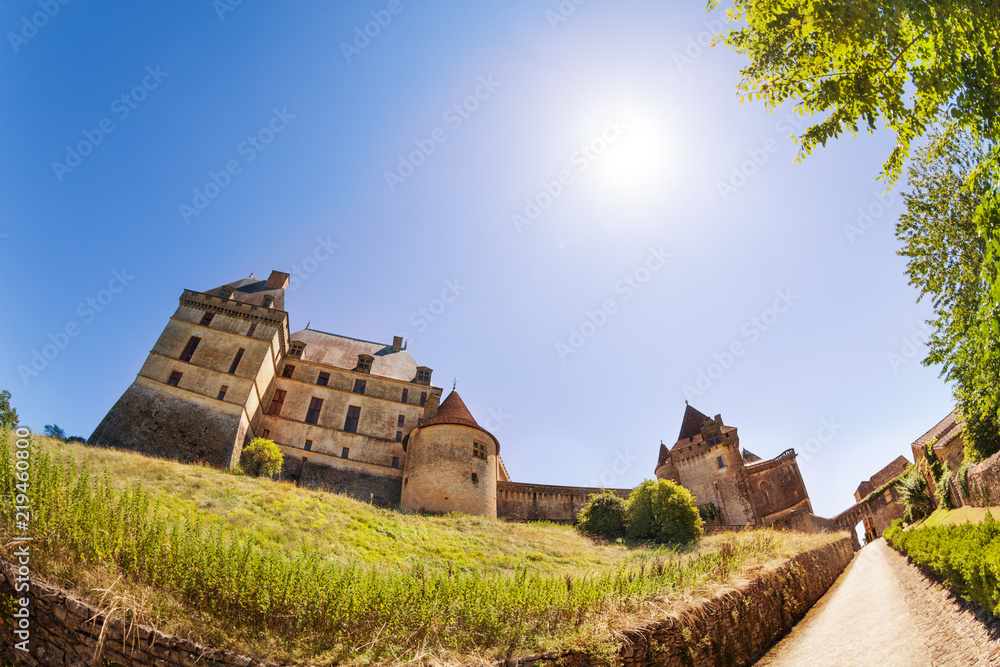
<box><xmin>896</xmin><ymin>126</ymin><xmax>1000</xmax><ymax>461</ymax></box>
<box><xmin>43</xmin><ymin>424</ymin><xmax>66</xmax><ymax>440</ymax></box>
<box><xmin>240</xmin><ymin>437</ymin><xmax>284</xmax><ymax>478</ymax></box>
<box><xmin>576</xmin><ymin>491</ymin><xmax>628</xmax><ymax>541</ymax></box>
<box><xmin>897</xmin><ymin>464</ymin><xmax>934</xmax><ymax>523</ymax></box>
<box><xmin>625</xmin><ymin>479</ymin><xmax>703</xmax><ymax>545</ymax></box>
<box><xmin>0</xmin><ymin>390</ymin><xmax>17</xmax><ymax>431</ymax></box>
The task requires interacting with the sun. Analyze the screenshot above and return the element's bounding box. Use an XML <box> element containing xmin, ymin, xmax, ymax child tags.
<box><xmin>592</xmin><ymin>115</ymin><xmax>675</xmax><ymax>199</ymax></box>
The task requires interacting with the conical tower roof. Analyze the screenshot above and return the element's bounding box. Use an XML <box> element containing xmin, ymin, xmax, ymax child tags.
<box><xmin>677</xmin><ymin>403</ymin><xmax>711</xmax><ymax>442</ymax></box>
<box><xmin>421</xmin><ymin>390</ymin><xmax>481</xmax><ymax>429</ymax></box>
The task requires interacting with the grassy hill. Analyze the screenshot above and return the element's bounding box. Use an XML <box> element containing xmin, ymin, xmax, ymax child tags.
<box><xmin>2</xmin><ymin>434</ymin><xmax>841</xmax><ymax>665</ymax></box>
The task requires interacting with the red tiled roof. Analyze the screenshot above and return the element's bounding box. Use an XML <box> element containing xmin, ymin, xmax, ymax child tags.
<box><xmin>870</xmin><ymin>455</ymin><xmax>911</xmax><ymax>488</ymax></box>
<box><xmin>421</xmin><ymin>391</ymin><xmax>481</xmax><ymax>429</ymax></box>
<box><xmin>676</xmin><ymin>403</ymin><xmax>711</xmax><ymax>442</ymax></box>
<box><xmin>912</xmin><ymin>410</ymin><xmax>962</xmax><ymax>451</ymax></box>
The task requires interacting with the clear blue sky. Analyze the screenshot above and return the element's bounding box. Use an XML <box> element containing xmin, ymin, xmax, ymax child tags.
<box><xmin>1</xmin><ymin>1</ymin><xmax>952</xmax><ymax>519</ymax></box>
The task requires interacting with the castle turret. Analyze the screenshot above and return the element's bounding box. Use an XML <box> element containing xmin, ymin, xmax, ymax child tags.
<box><xmin>400</xmin><ymin>390</ymin><xmax>499</xmax><ymax>517</ymax></box>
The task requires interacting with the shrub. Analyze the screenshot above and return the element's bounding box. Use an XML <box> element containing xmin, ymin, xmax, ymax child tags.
<box><xmin>936</xmin><ymin>462</ymin><xmax>954</xmax><ymax>510</ymax></box>
<box><xmin>43</xmin><ymin>424</ymin><xmax>66</xmax><ymax>440</ymax></box>
<box><xmin>0</xmin><ymin>390</ymin><xmax>18</xmax><ymax>431</ymax></box>
<box><xmin>897</xmin><ymin>465</ymin><xmax>934</xmax><ymax>523</ymax></box>
<box><xmin>239</xmin><ymin>437</ymin><xmax>283</xmax><ymax>477</ymax></box>
<box><xmin>625</xmin><ymin>479</ymin><xmax>703</xmax><ymax>545</ymax></box>
<box><xmin>958</xmin><ymin>459</ymin><xmax>973</xmax><ymax>500</ymax></box>
<box><xmin>576</xmin><ymin>491</ymin><xmax>627</xmax><ymax>540</ymax></box>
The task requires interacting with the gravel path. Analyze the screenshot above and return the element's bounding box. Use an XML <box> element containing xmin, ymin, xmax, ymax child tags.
<box><xmin>756</xmin><ymin>538</ymin><xmax>1000</xmax><ymax>666</ymax></box>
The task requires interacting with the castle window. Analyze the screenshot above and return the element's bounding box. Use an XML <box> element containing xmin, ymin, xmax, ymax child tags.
<box><xmin>473</xmin><ymin>442</ymin><xmax>487</xmax><ymax>460</ymax></box>
<box><xmin>306</xmin><ymin>397</ymin><xmax>324</xmax><ymax>425</ymax></box>
<box><xmin>289</xmin><ymin>342</ymin><xmax>305</xmax><ymax>357</ymax></box>
<box><xmin>247</xmin><ymin>322</ymin><xmax>257</xmax><ymax>337</ymax></box>
<box><xmin>179</xmin><ymin>336</ymin><xmax>201</xmax><ymax>362</ymax></box>
<box><xmin>396</xmin><ymin>431</ymin><xmax>402</xmax><ymax>442</ymax></box>
<box><xmin>220</xmin><ymin>286</ymin><xmax>235</xmax><ymax>299</ymax></box>
<box><xmin>167</xmin><ymin>371</ymin><xmax>182</xmax><ymax>387</ymax></box>
<box><xmin>418</xmin><ymin>418</ymin><xmax>424</xmax><ymax>426</ymax></box>
<box><xmin>341</xmin><ymin>447</ymin><xmax>350</xmax><ymax>459</ymax></box>
<box><xmin>343</xmin><ymin>406</ymin><xmax>360</xmax><ymax>433</ymax></box>
<box><xmin>262</xmin><ymin>429</ymin><xmax>269</xmax><ymax>438</ymax></box>
<box><xmin>717</xmin><ymin>456</ymin><xmax>726</xmax><ymax>469</ymax></box>
<box><xmin>317</xmin><ymin>372</ymin><xmax>330</xmax><ymax>386</ymax></box>
<box><xmin>353</xmin><ymin>379</ymin><xmax>367</xmax><ymax>395</ymax></box>
<box><xmin>401</xmin><ymin>388</ymin><xmax>408</xmax><ymax>403</ymax></box>
<box><xmin>268</xmin><ymin>389</ymin><xmax>286</xmax><ymax>416</ymax></box>
<box><xmin>229</xmin><ymin>348</ymin><xmax>245</xmax><ymax>374</ymax></box>
<box><xmin>391</xmin><ymin>457</ymin><xmax>400</xmax><ymax>468</ymax></box>
<box><xmin>397</xmin><ymin>414</ymin><xmax>405</xmax><ymax>428</ymax></box>
<box><xmin>200</xmin><ymin>312</ymin><xmax>215</xmax><ymax>326</ymax></box>
<box><xmin>357</xmin><ymin>354</ymin><xmax>374</xmax><ymax>374</ymax></box>
<box><xmin>304</xmin><ymin>439</ymin><xmax>312</xmax><ymax>451</ymax></box>
<box><xmin>471</xmin><ymin>472</ymin><xmax>479</xmax><ymax>483</ymax></box>
<box><xmin>261</xmin><ymin>296</ymin><xmax>274</xmax><ymax>308</ymax></box>
<box><xmin>420</xmin><ymin>392</ymin><xmax>427</xmax><ymax>406</ymax></box>
<box><xmin>217</xmin><ymin>385</ymin><xmax>228</xmax><ymax>400</ymax></box>
<box><xmin>416</xmin><ymin>367</ymin><xmax>432</xmax><ymax>385</ymax></box>
<box><xmin>282</xmin><ymin>364</ymin><xmax>295</xmax><ymax>379</ymax></box>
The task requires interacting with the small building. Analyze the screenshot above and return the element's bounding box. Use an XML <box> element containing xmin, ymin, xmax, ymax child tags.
<box><xmin>853</xmin><ymin>455</ymin><xmax>911</xmax><ymax>541</ymax></box>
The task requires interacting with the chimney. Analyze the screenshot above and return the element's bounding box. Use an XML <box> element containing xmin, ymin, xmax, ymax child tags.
<box><xmin>714</xmin><ymin>414</ymin><xmax>723</xmax><ymax>426</ymax></box>
<box><xmin>265</xmin><ymin>270</ymin><xmax>290</xmax><ymax>289</ymax></box>
<box><xmin>392</xmin><ymin>336</ymin><xmax>403</xmax><ymax>352</ymax></box>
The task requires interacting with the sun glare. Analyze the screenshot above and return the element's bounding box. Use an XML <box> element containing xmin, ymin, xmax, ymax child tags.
<box><xmin>594</xmin><ymin>116</ymin><xmax>674</xmax><ymax>198</ymax></box>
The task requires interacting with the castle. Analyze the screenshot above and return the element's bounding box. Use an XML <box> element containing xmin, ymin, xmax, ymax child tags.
<box><xmin>90</xmin><ymin>270</ymin><xmax>813</xmax><ymax>525</ymax></box>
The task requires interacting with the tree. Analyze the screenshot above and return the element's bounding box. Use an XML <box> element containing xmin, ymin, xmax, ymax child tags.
<box><xmin>43</xmin><ymin>424</ymin><xmax>66</xmax><ymax>440</ymax></box>
<box><xmin>625</xmin><ymin>479</ymin><xmax>703</xmax><ymax>545</ymax></box>
<box><xmin>897</xmin><ymin>464</ymin><xmax>934</xmax><ymax>523</ymax></box>
<box><xmin>895</xmin><ymin>125</ymin><xmax>1000</xmax><ymax>461</ymax></box>
<box><xmin>240</xmin><ymin>437</ymin><xmax>284</xmax><ymax>478</ymax></box>
<box><xmin>0</xmin><ymin>390</ymin><xmax>18</xmax><ymax>431</ymax></box>
<box><xmin>576</xmin><ymin>491</ymin><xmax>627</xmax><ymax>540</ymax></box>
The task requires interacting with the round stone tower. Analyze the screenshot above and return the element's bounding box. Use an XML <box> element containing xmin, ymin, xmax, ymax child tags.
<box><xmin>400</xmin><ymin>390</ymin><xmax>499</xmax><ymax>517</ymax></box>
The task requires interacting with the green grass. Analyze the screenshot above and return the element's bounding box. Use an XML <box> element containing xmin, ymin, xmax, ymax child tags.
<box><xmin>910</xmin><ymin>505</ymin><xmax>1000</xmax><ymax>530</ymax></box>
<box><xmin>2</xmin><ymin>434</ymin><xmax>842</xmax><ymax>665</ymax></box>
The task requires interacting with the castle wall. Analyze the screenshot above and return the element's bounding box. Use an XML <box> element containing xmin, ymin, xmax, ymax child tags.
<box><xmin>280</xmin><ymin>446</ymin><xmax>403</xmax><ymax>506</ymax></box>
<box><xmin>268</xmin><ymin>416</ymin><xmax>406</xmax><ymax>468</ymax></box>
<box><xmin>673</xmin><ymin>441</ymin><xmax>756</xmax><ymax>525</ymax></box>
<box><xmin>497</xmin><ymin>482</ymin><xmax>630</xmax><ymax>522</ymax></box>
<box><xmin>747</xmin><ymin>450</ymin><xmax>810</xmax><ymax>520</ymax></box>
<box><xmin>401</xmin><ymin>424</ymin><xmax>498</xmax><ymax>517</ymax></box>
<box><xmin>88</xmin><ymin>377</ymin><xmax>244</xmax><ymax>467</ymax></box>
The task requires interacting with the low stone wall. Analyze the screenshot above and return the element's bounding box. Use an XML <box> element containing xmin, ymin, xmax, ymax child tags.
<box><xmin>768</xmin><ymin>509</ymin><xmax>838</xmax><ymax>535</ymax></box>
<box><xmin>965</xmin><ymin>449</ymin><xmax>1000</xmax><ymax>507</ymax></box>
<box><xmin>0</xmin><ymin>562</ymin><xmax>284</xmax><ymax>667</ymax></box>
<box><xmin>497</xmin><ymin>482</ymin><xmax>630</xmax><ymax>523</ymax></box>
<box><xmin>513</xmin><ymin>535</ymin><xmax>854</xmax><ymax>667</ymax></box>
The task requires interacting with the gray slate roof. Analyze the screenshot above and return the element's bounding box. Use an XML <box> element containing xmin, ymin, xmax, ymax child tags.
<box><xmin>290</xmin><ymin>328</ymin><xmax>426</xmax><ymax>382</ymax></box>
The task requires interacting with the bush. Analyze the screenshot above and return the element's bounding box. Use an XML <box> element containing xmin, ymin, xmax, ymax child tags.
<box><xmin>936</xmin><ymin>462</ymin><xmax>954</xmax><ymax>510</ymax></box>
<box><xmin>240</xmin><ymin>437</ymin><xmax>283</xmax><ymax>477</ymax></box>
<box><xmin>625</xmin><ymin>479</ymin><xmax>703</xmax><ymax>545</ymax></box>
<box><xmin>43</xmin><ymin>424</ymin><xmax>66</xmax><ymax>440</ymax></box>
<box><xmin>576</xmin><ymin>491</ymin><xmax>627</xmax><ymax>540</ymax></box>
<box><xmin>897</xmin><ymin>464</ymin><xmax>934</xmax><ymax>523</ymax></box>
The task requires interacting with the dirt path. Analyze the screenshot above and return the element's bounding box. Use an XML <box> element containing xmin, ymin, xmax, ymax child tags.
<box><xmin>756</xmin><ymin>538</ymin><xmax>1000</xmax><ymax>666</ymax></box>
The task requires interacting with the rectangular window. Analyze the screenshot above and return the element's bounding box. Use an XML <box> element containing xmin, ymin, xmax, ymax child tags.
<box><xmin>217</xmin><ymin>385</ymin><xmax>228</xmax><ymax>400</ymax></box>
<box><xmin>401</xmin><ymin>388</ymin><xmax>408</xmax><ymax>403</ymax></box>
<box><xmin>353</xmin><ymin>379</ymin><xmax>367</xmax><ymax>395</ymax></box>
<box><xmin>418</xmin><ymin>418</ymin><xmax>424</xmax><ymax>426</ymax></box>
<box><xmin>262</xmin><ymin>296</ymin><xmax>274</xmax><ymax>308</ymax></box>
<box><xmin>717</xmin><ymin>456</ymin><xmax>726</xmax><ymax>469</ymax></box>
<box><xmin>473</xmin><ymin>442</ymin><xmax>487</xmax><ymax>460</ymax></box>
<box><xmin>471</xmin><ymin>472</ymin><xmax>479</xmax><ymax>483</ymax></box>
<box><xmin>304</xmin><ymin>439</ymin><xmax>313</xmax><ymax>451</ymax></box>
<box><xmin>262</xmin><ymin>429</ymin><xmax>269</xmax><ymax>438</ymax></box>
<box><xmin>282</xmin><ymin>364</ymin><xmax>295</xmax><ymax>379</ymax></box>
<box><xmin>268</xmin><ymin>389</ymin><xmax>286</xmax><ymax>416</ymax></box>
<box><xmin>397</xmin><ymin>414</ymin><xmax>405</xmax><ymax>428</ymax></box>
<box><xmin>357</xmin><ymin>356</ymin><xmax>373</xmax><ymax>373</ymax></box>
<box><xmin>247</xmin><ymin>322</ymin><xmax>257</xmax><ymax>337</ymax></box>
<box><xmin>391</xmin><ymin>456</ymin><xmax>400</xmax><ymax>468</ymax></box>
<box><xmin>179</xmin><ymin>336</ymin><xmax>201</xmax><ymax>362</ymax></box>
<box><xmin>305</xmin><ymin>397</ymin><xmax>323</xmax><ymax>425</ymax></box>
<box><xmin>396</xmin><ymin>431</ymin><xmax>402</xmax><ymax>442</ymax></box>
<box><xmin>416</xmin><ymin>368</ymin><xmax>431</xmax><ymax>384</ymax></box>
<box><xmin>167</xmin><ymin>371</ymin><xmax>182</xmax><ymax>387</ymax></box>
<box><xmin>420</xmin><ymin>392</ymin><xmax>427</xmax><ymax>406</ymax></box>
<box><xmin>317</xmin><ymin>372</ymin><xmax>330</xmax><ymax>386</ymax></box>
<box><xmin>229</xmin><ymin>348</ymin><xmax>245</xmax><ymax>374</ymax></box>
<box><xmin>200</xmin><ymin>312</ymin><xmax>215</xmax><ymax>326</ymax></box>
<box><xmin>344</xmin><ymin>406</ymin><xmax>360</xmax><ymax>433</ymax></box>
<box><xmin>341</xmin><ymin>447</ymin><xmax>350</xmax><ymax>459</ymax></box>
